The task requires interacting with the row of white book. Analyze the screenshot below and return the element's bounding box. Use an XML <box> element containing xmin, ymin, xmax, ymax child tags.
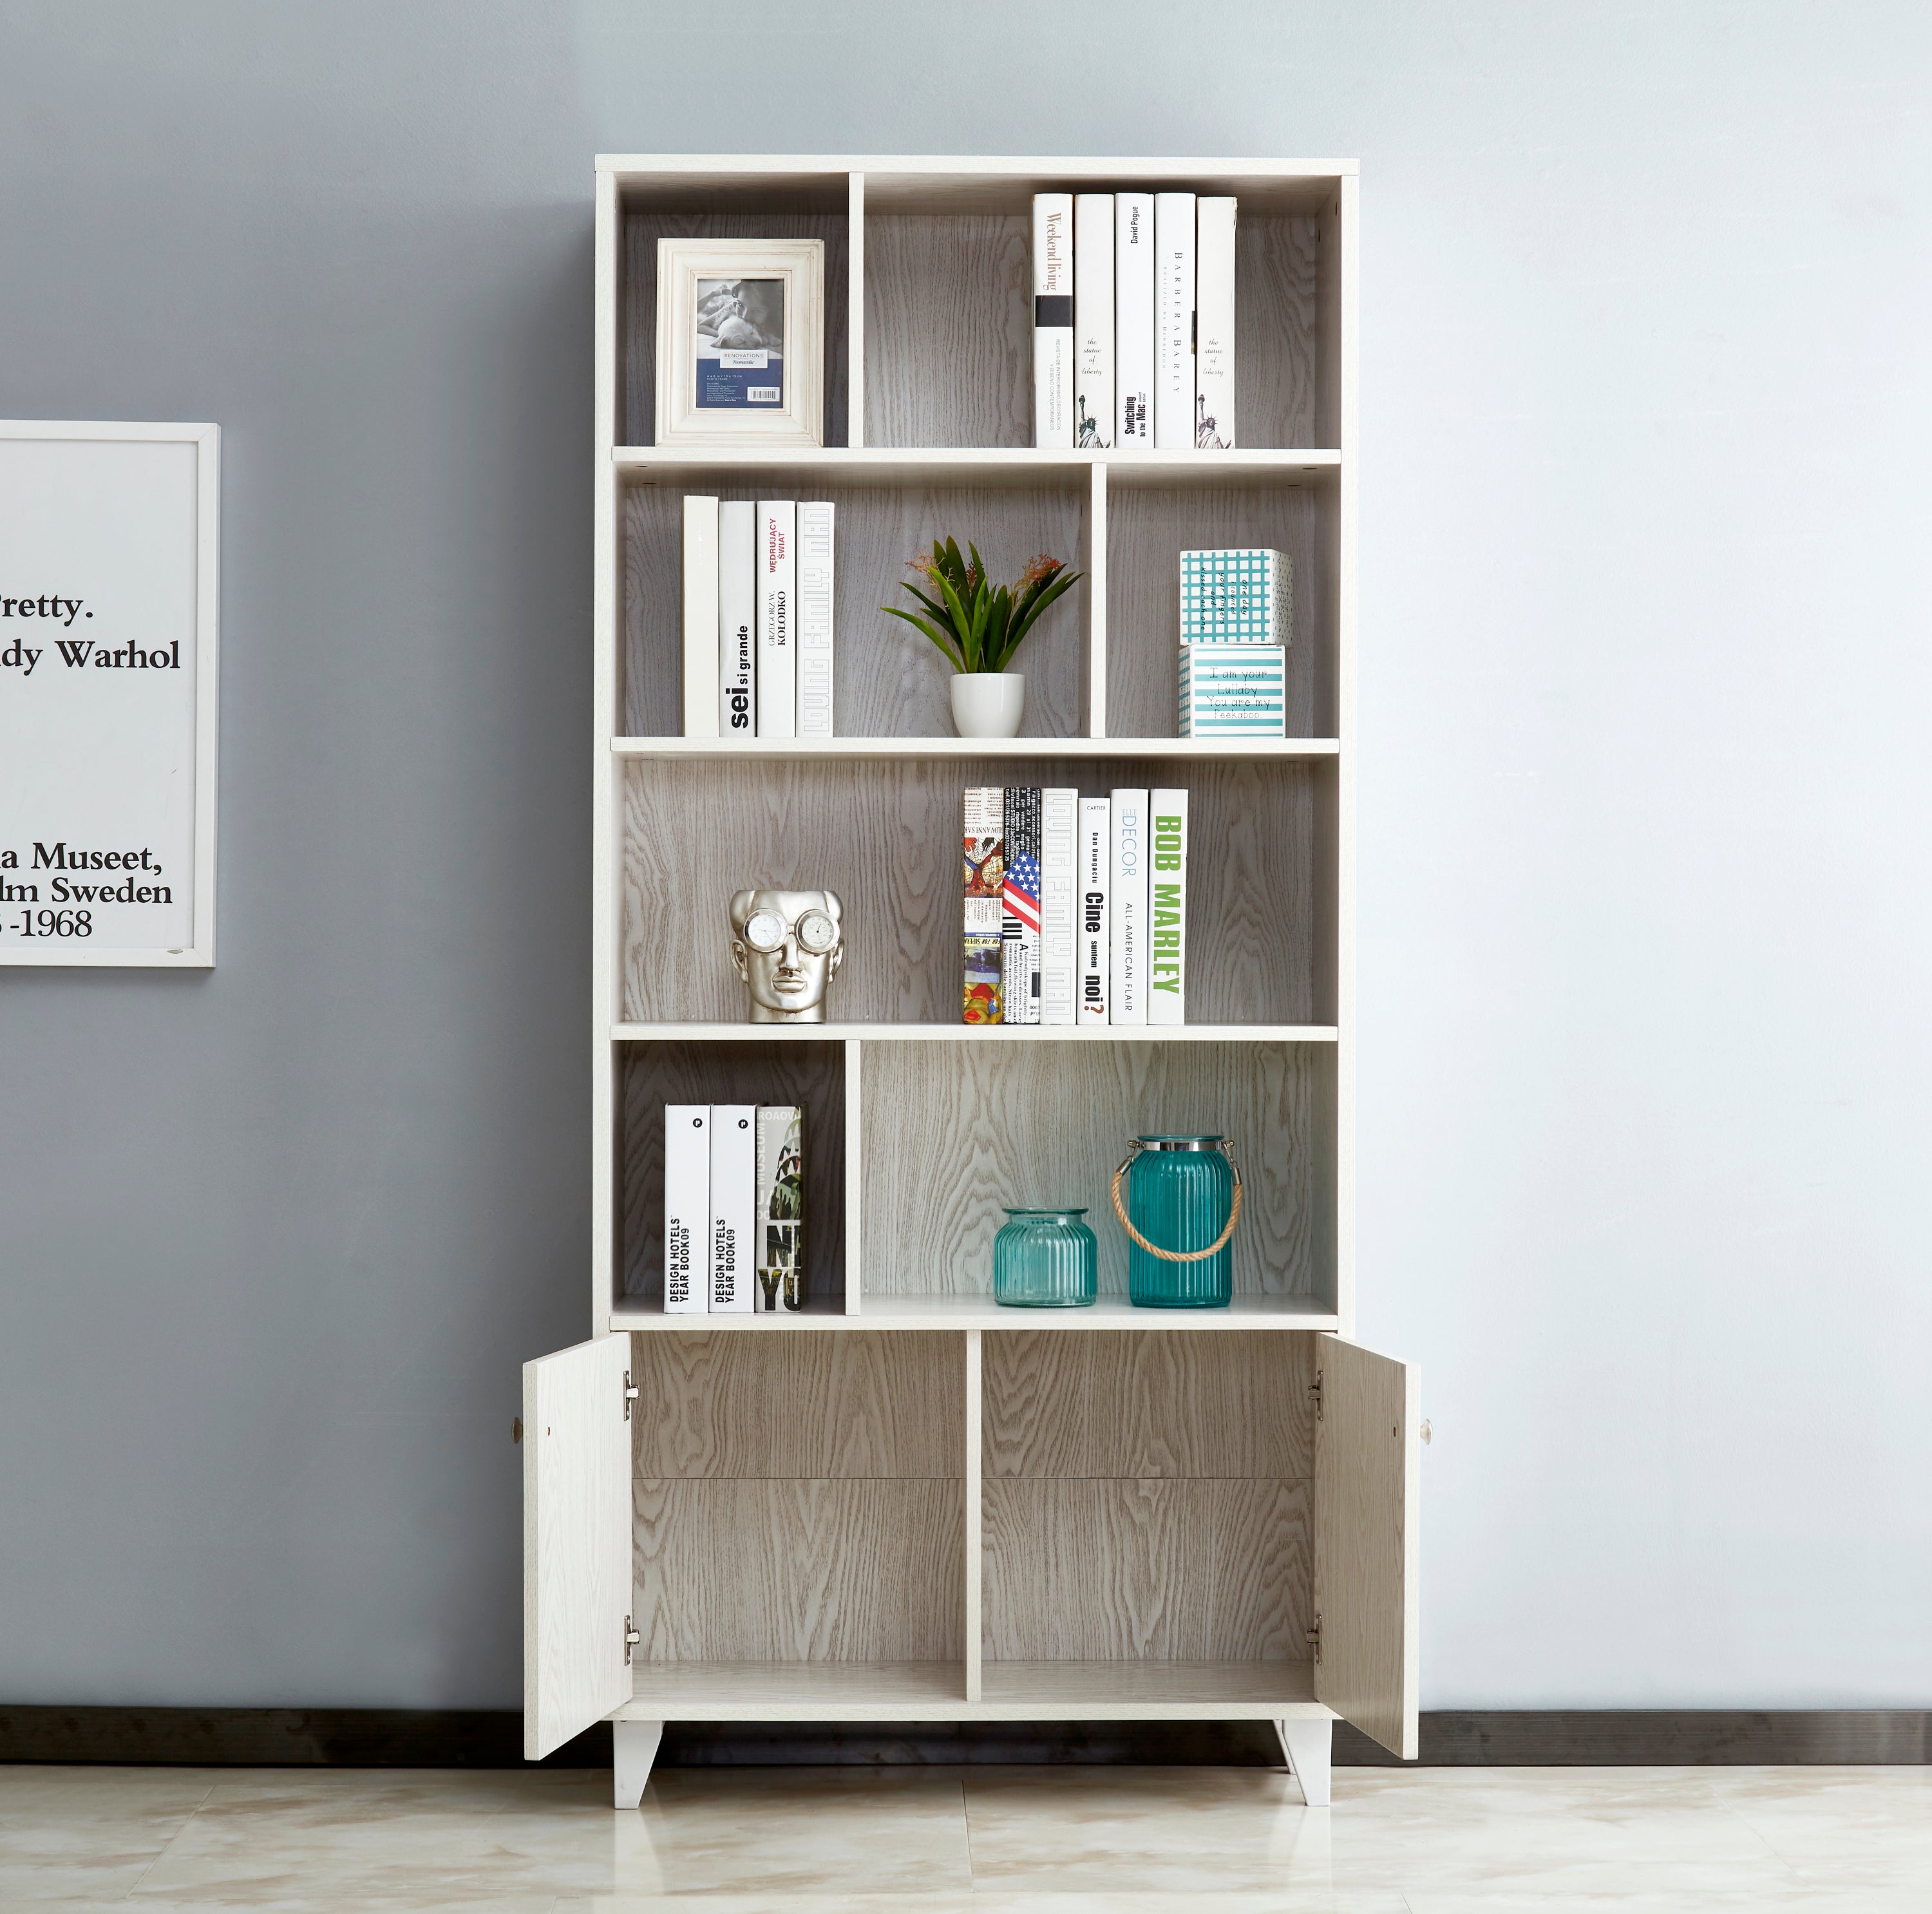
<box><xmin>963</xmin><ymin>786</ymin><xmax>1188</xmax><ymax>1026</ymax></box>
<box><xmin>1032</xmin><ymin>191</ymin><xmax>1236</xmax><ymax>451</ymax></box>
<box><xmin>679</xmin><ymin>497</ymin><xmax>834</xmax><ymax>739</ymax></box>
<box><xmin>663</xmin><ymin>1103</ymin><xmax>806</xmax><ymax>1313</ymax></box>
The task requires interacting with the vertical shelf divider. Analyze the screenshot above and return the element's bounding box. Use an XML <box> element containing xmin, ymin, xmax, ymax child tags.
<box><xmin>847</xmin><ymin>171</ymin><xmax>866</xmax><ymax>450</ymax></box>
<box><xmin>844</xmin><ymin>1038</ymin><xmax>863</xmax><ymax>1314</ymax></box>
<box><xmin>1087</xmin><ymin>459</ymin><xmax>1108</xmax><ymax>737</ymax></box>
<box><xmin>964</xmin><ymin>1326</ymin><xmax>983</xmax><ymax>1701</ymax></box>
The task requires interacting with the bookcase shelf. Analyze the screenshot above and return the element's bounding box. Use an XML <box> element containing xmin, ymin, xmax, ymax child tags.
<box><xmin>524</xmin><ymin>155</ymin><xmax>1417</xmax><ymax>1806</ymax></box>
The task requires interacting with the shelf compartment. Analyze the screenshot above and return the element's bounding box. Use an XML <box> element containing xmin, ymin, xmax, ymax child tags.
<box><xmin>617</xmin><ymin>1660</ymin><xmax>968</xmax><ymax>1720</ymax></box>
<box><xmin>975</xmin><ymin>1660</ymin><xmax>1321</xmax><ymax>1719</ymax></box>
<box><xmin>620</xmin><ymin>755</ymin><xmax>1335</xmax><ymax>1027</ymax></box>
<box><xmin>861</xmin><ymin>1041</ymin><xmax>1336</xmax><ymax>1312</ymax></box>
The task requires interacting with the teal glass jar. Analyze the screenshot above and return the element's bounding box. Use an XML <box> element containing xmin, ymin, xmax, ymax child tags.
<box><xmin>992</xmin><ymin>1208</ymin><xmax>1097</xmax><ymax>1307</ymax></box>
<box><xmin>1114</xmin><ymin>1135</ymin><xmax>1239</xmax><ymax>1307</ymax></box>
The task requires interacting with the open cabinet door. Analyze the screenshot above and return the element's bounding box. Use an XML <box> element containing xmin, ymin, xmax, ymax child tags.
<box><xmin>524</xmin><ymin>1334</ymin><xmax>633</xmax><ymax>1759</ymax></box>
<box><xmin>1313</xmin><ymin>1333</ymin><xmax>1419</xmax><ymax>1758</ymax></box>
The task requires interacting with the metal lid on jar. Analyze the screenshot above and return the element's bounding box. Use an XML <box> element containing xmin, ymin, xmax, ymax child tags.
<box><xmin>1134</xmin><ymin>1134</ymin><xmax>1226</xmax><ymax>1151</ymax></box>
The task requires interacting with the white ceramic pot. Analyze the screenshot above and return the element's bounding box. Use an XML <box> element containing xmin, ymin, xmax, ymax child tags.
<box><xmin>951</xmin><ymin>672</ymin><xmax>1025</xmax><ymax>739</ymax></box>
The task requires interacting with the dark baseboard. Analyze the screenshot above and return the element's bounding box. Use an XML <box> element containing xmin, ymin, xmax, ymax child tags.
<box><xmin>4</xmin><ymin>1705</ymin><xmax>1927</xmax><ymax>1768</ymax></box>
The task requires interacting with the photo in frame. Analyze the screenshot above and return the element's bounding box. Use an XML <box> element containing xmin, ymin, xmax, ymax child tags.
<box><xmin>655</xmin><ymin>238</ymin><xmax>825</xmax><ymax>446</ymax></box>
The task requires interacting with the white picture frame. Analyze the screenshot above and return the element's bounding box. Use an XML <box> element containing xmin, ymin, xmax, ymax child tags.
<box><xmin>654</xmin><ymin>238</ymin><xmax>824</xmax><ymax>446</ymax></box>
<box><xmin>0</xmin><ymin>421</ymin><xmax>220</xmax><ymax>967</ymax></box>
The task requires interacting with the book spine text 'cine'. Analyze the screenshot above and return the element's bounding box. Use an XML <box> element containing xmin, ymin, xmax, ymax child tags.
<box><xmin>681</xmin><ymin>495</ymin><xmax>719</xmax><ymax>737</ymax></box>
<box><xmin>755</xmin><ymin>500</ymin><xmax>797</xmax><ymax>737</ymax></box>
<box><xmin>1039</xmin><ymin>786</ymin><xmax>1079</xmax><ymax>1024</ymax></box>
<box><xmin>1153</xmin><ymin>193</ymin><xmax>1197</xmax><ymax>450</ymax></box>
<box><xmin>717</xmin><ymin>500</ymin><xmax>755</xmax><ymax>735</ymax></box>
<box><xmin>796</xmin><ymin>500</ymin><xmax>834</xmax><ymax>738</ymax></box>
<box><xmin>1115</xmin><ymin>193</ymin><xmax>1154</xmax><ymax>449</ymax></box>
<box><xmin>1074</xmin><ymin>194</ymin><xmax>1113</xmax><ymax>448</ymax></box>
<box><xmin>663</xmin><ymin>1104</ymin><xmax>709</xmax><ymax>1313</ymax></box>
<box><xmin>1032</xmin><ymin>194</ymin><xmax>1074</xmax><ymax>449</ymax></box>
<box><xmin>1195</xmin><ymin>198</ymin><xmax>1237</xmax><ymax>449</ymax></box>
<box><xmin>1146</xmin><ymin>788</ymin><xmax>1189</xmax><ymax>1024</ymax></box>
<box><xmin>1077</xmin><ymin>795</ymin><xmax>1111</xmax><ymax>1023</ymax></box>
<box><xmin>708</xmin><ymin>1104</ymin><xmax>755</xmax><ymax>1311</ymax></box>
<box><xmin>1110</xmin><ymin>788</ymin><xmax>1150</xmax><ymax>1026</ymax></box>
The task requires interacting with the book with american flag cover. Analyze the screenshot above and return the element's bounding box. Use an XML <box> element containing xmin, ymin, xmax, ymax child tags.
<box><xmin>1002</xmin><ymin>786</ymin><xmax>1042</xmax><ymax>1025</ymax></box>
<box><xmin>963</xmin><ymin>787</ymin><xmax>1005</xmax><ymax>1024</ymax></box>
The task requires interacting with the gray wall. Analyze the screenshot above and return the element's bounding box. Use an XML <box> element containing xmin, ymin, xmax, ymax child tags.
<box><xmin>1</xmin><ymin>1</ymin><xmax>1926</xmax><ymax>1710</ymax></box>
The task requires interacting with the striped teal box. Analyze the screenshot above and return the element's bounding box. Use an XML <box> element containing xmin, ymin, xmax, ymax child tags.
<box><xmin>1179</xmin><ymin>643</ymin><xmax>1286</xmax><ymax>737</ymax></box>
<box><xmin>1178</xmin><ymin>547</ymin><xmax>1292</xmax><ymax>647</ymax></box>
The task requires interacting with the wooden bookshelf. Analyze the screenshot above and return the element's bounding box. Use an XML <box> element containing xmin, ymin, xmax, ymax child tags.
<box><xmin>522</xmin><ymin>155</ymin><xmax>1417</xmax><ymax>1812</ymax></box>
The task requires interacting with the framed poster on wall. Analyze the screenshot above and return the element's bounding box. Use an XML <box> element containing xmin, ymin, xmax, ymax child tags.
<box><xmin>0</xmin><ymin>422</ymin><xmax>219</xmax><ymax>967</ymax></box>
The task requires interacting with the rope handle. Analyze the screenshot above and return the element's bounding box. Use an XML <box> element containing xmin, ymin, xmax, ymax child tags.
<box><xmin>1108</xmin><ymin>1139</ymin><xmax>1244</xmax><ymax>1262</ymax></box>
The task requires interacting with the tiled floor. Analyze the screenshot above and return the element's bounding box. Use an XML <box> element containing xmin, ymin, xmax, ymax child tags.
<box><xmin>0</xmin><ymin>1761</ymin><xmax>1927</xmax><ymax>1910</ymax></box>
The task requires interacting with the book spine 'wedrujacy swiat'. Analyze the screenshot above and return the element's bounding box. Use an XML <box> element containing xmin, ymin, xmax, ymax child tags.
<box><xmin>708</xmin><ymin>1104</ymin><xmax>754</xmax><ymax>1312</ymax></box>
<box><xmin>1195</xmin><ymin>198</ymin><xmax>1237</xmax><ymax>448</ymax></box>
<box><xmin>717</xmin><ymin>500</ymin><xmax>755</xmax><ymax>734</ymax></box>
<box><xmin>1153</xmin><ymin>193</ymin><xmax>1196</xmax><ymax>450</ymax></box>
<box><xmin>796</xmin><ymin>501</ymin><xmax>835</xmax><ymax>738</ymax></box>
<box><xmin>1038</xmin><ymin>786</ymin><xmax>1078</xmax><ymax>1025</ymax></box>
<box><xmin>754</xmin><ymin>1104</ymin><xmax>805</xmax><ymax>1312</ymax></box>
<box><xmin>681</xmin><ymin>495</ymin><xmax>719</xmax><ymax>737</ymax></box>
<box><xmin>1078</xmin><ymin>795</ymin><xmax>1111</xmax><ymax>1023</ymax></box>
<box><xmin>1110</xmin><ymin>788</ymin><xmax>1149</xmax><ymax>1026</ymax></box>
<box><xmin>756</xmin><ymin>500</ymin><xmax>797</xmax><ymax>737</ymax></box>
<box><xmin>663</xmin><ymin>1104</ymin><xmax>709</xmax><ymax>1313</ymax></box>
<box><xmin>1115</xmin><ymin>193</ymin><xmax>1154</xmax><ymax>448</ymax></box>
<box><xmin>1001</xmin><ymin>785</ymin><xmax>1042</xmax><ymax>1025</ymax></box>
<box><xmin>1032</xmin><ymin>194</ymin><xmax>1074</xmax><ymax>449</ymax></box>
<box><xmin>963</xmin><ymin>786</ymin><xmax>1005</xmax><ymax>1024</ymax></box>
<box><xmin>1073</xmin><ymin>194</ymin><xmax>1113</xmax><ymax>448</ymax></box>
<box><xmin>1147</xmin><ymin>789</ymin><xmax>1188</xmax><ymax>1023</ymax></box>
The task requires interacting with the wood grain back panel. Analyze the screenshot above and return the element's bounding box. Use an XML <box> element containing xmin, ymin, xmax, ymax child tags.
<box><xmin>629</xmin><ymin>1331</ymin><xmax>962</xmax><ymax>1479</ymax></box>
<box><xmin>622</xmin><ymin>760</ymin><xmax>1326</xmax><ymax>1026</ymax></box>
<box><xmin>618</xmin><ymin>1041</ymin><xmax>845</xmax><ymax>1311</ymax></box>
<box><xmin>1237</xmin><ymin>214</ymin><xmax>1332</xmax><ymax>448</ymax></box>
<box><xmin>862</xmin><ymin>1041</ymin><xmax>1334</xmax><ymax>1301</ymax></box>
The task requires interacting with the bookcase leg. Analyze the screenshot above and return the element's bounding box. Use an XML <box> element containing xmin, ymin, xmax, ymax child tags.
<box><xmin>613</xmin><ymin>1720</ymin><xmax>661</xmax><ymax>1810</ymax></box>
<box><xmin>1276</xmin><ymin>1718</ymin><xmax>1331</xmax><ymax>1807</ymax></box>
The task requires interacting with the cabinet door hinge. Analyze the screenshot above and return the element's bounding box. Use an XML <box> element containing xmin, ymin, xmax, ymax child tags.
<box><xmin>623</xmin><ymin>1370</ymin><xmax>639</xmax><ymax>1421</ymax></box>
<box><xmin>623</xmin><ymin>1615</ymin><xmax>639</xmax><ymax>1664</ymax></box>
<box><xmin>1308</xmin><ymin>1370</ymin><xmax>1323</xmax><ymax>1421</ymax></box>
<box><xmin>1307</xmin><ymin>1613</ymin><xmax>1322</xmax><ymax>1665</ymax></box>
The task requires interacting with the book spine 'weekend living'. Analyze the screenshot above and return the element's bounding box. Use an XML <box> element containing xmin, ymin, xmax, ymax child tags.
<box><xmin>1110</xmin><ymin>788</ymin><xmax>1149</xmax><ymax>1026</ymax></box>
<box><xmin>1153</xmin><ymin>193</ymin><xmax>1197</xmax><ymax>451</ymax></box>
<box><xmin>756</xmin><ymin>500</ymin><xmax>797</xmax><ymax>737</ymax></box>
<box><xmin>717</xmin><ymin>500</ymin><xmax>755</xmax><ymax>735</ymax></box>
<box><xmin>1195</xmin><ymin>198</ymin><xmax>1237</xmax><ymax>449</ymax></box>
<box><xmin>1147</xmin><ymin>789</ymin><xmax>1189</xmax><ymax>1024</ymax></box>
<box><xmin>1077</xmin><ymin>795</ymin><xmax>1111</xmax><ymax>1023</ymax></box>
<box><xmin>1002</xmin><ymin>785</ymin><xmax>1042</xmax><ymax>1025</ymax></box>
<box><xmin>1073</xmin><ymin>194</ymin><xmax>1113</xmax><ymax>449</ymax></box>
<box><xmin>754</xmin><ymin>1104</ymin><xmax>805</xmax><ymax>1312</ymax></box>
<box><xmin>681</xmin><ymin>495</ymin><xmax>719</xmax><ymax>737</ymax></box>
<box><xmin>963</xmin><ymin>786</ymin><xmax>1005</xmax><ymax>1024</ymax></box>
<box><xmin>663</xmin><ymin>1104</ymin><xmax>709</xmax><ymax>1313</ymax></box>
<box><xmin>796</xmin><ymin>500</ymin><xmax>834</xmax><ymax>738</ymax></box>
<box><xmin>1115</xmin><ymin>193</ymin><xmax>1154</xmax><ymax>449</ymax></box>
<box><xmin>708</xmin><ymin>1104</ymin><xmax>755</xmax><ymax>1312</ymax></box>
<box><xmin>1032</xmin><ymin>194</ymin><xmax>1074</xmax><ymax>450</ymax></box>
<box><xmin>1039</xmin><ymin>786</ymin><xmax>1078</xmax><ymax>1025</ymax></box>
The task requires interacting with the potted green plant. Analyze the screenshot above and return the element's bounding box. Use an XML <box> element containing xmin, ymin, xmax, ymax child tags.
<box><xmin>883</xmin><ymin>538</ymin><xmax>1082</xmax><ymax>738</ymax></box>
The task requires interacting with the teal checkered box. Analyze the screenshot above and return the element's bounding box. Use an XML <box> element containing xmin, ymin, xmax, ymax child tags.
<box><xmin>1178</xmin><ymin>548</ymin><xmax>1292</xmax><ymax>647</ymax></box>
<box><xmin>1179</xmin><ymin>643</ymin><xmax>1287</xmax><ymax>737</ymax></box>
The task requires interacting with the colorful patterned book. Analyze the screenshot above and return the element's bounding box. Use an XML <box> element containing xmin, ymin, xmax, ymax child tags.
<box><xmin>753</xmin><ymin>1104</ymin><xmax>804</xmax><ymax>1312</ymax></box>
<box><xmin>963</xmin><ymin>786</ymin><xmax>1005</xmax><ymax>1024</ymax></box>
<box><xmin>1002</xmin><ymin>786</ymin><xmax>1042</xmax><ymax>1026</ymax></box>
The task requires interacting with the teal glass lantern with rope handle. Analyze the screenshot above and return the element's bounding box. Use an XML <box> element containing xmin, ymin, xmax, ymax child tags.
<box><xmin>1110</xmin><ymin>1135</ymin><xmax>1242</xmax><ymax>1307</ymax></box>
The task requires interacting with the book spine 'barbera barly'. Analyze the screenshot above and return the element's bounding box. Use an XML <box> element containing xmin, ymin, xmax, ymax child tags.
<box><xmin>1073</xmin><ymin>194</ymin><xmax>1113</xmax><ymax>449</ymax></box>
<box><xmin>682</xmin><ymin>495</ymin><xmax>720</xmax><ymax>737</ymax></box>
<box><xmin>1195</xmin><ymin>198</ymin><xmax>1237</xmax><ymax>449</ymax></box>
<box><xmin>1077</xmin><ymin>795</ymin><xmax>1111</xmax><ymax>1023</ymax></box>
<box><xmin>717</xmin><ymin>500</ymin><xmax>755</xmax><ymax>734</ymax></box>
<box><xmin>1146</xmin><ymin>789</ymin><xmax>1189</xmax><ymax>1024</ymax></box>
<box><xmin>796</xmin><ymin>500</ymin><xmax>834</xmax><ymax>738</ymax></box>
<box><xmin>1115</xmin><ymin>193</ymin><xmax>1154</xmax><ymax>448</ymax></box>
<box><xmin>1039</xmin><ymin>786</ymin><xmax>1079</xmax><ymax>1025</ymax></box>
<box><xmin>963</xmin><ymin>786</ymin><xmax>1005</xmax><ymax>1025</ymax></box>
<box><xmin>1002</xmin><ymin>785</ymin><xmax>1042</xmax><ymax>1025</ymax></box>
<box><xmin>1153</xmin><ymin>193</ymin><xmax>1197</xmax><ymax>451</ymax></box>
<box><xmin>753</xmin><ymin>1104</ymin><xmax>805</xmax><ymax>1312</ymax></box>
<box><xmin>755</xmin><ymin>500</ymin><xmax>797</xmax><ymax>737</ymax></box>
<box><xmin>1110</xmin><ymin>788</ymin><xmax>1149</xmax><ymax>1026</ymax></box>
<box><xmin>663</xmin><ymin>1104</ymin><xmax>709</xmax><ymax>1313</ymax></box>
<box><xmin>708</xmin><ymin>1104</ymin><xmax>755</xmax><ymax>1312</ymax></box>
<box><xmin>1031</xmin><ymin>194</ymin><xmax>1074</xmax><ymax>450</ymax></box>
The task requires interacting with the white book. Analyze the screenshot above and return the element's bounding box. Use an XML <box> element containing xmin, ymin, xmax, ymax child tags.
<box><xmin>796</xmin><ymin>501</ymin><xmax>835</xmax><ymax>738</ymax></box>
<box><xmin>1146</xmin><ymin>789</ymin><xmax>1188</xmax><ymax>1024</ymax></box>
<box><xmin>1073</xmin><ymin>194</ymin><xmax>1113</xmax><ymax>448</ymax></box>
<box><xmin>1110</xmin><ymin>788</ymin><xmax>1149</xmax><ymax>1027</ymax></box>
<box><xmin>1031</xmin><ymin>193</ymin><xmax>1074</xmax><ymax>450</ymax></box>
<box><xmin>717</xmin><ymin>500</ymin><xmax>755</xmax><ymax>736</ymax></box>
<box><xmin>708</xmin><ymin>1104</ymin><xmax>755</xmax><ymax>1312</ymax></box>
<box><xmin>1153</xmin><ymin>193</ymin><xmax>1197</xmax><ymax>450</ymax></box>
<box><xmin>1114</xmin><ymin>193</ymin><xmax>1155</xmax><ymax>449</ymax></box>
<box><xmin>755</xmin><ymin>500</ymin><xmax>797</xmax><ymax>737</ymax></box>
<box><xmin>754</xmin><ymin>1104</ymin><xmax>805</xmax><ymax>1312</ymax></box>
<box><xmin>1077</xmin><ymin>796</ymin><xmax>1111</xmax><ymax>1023</ymax></box>
<box><xmin>1195</xmin><ymin>198</ymin><xmax>1236</xmax><ymax>450</ymax></box>
<box><xmin>681</xmin><ymin>495</ymin><xmax>720</xmax><ymax>737</ymax></box>
<box><xmin>1039</xmin><ymin>787</ymin><xmax>1079</xmax><ymax>1025</ymax></box>
<box><xmin>663</xmin><ymin>1104</ymin><xmax>709</xmax><ymax>1313</ymax></box>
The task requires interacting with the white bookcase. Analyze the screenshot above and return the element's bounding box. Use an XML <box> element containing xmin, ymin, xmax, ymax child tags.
<box><xmin>523</xmin><ymin>155</ymin><xmax>1417</xmax><ymax>1810</ymax></box>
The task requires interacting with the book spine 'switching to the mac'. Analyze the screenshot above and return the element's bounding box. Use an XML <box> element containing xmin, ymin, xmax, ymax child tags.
<box><xmin>718</xmin><ymin>500</ymin><xmax>755</xmax><ymax>735</ymax></box>
<box><xmin>1110</xmin><ymin>788</ymin><xmax>1149</xmax><ymax>1026</ymax></box>
<box><xmin>756</xmin><ymin>500</ymin><xmax>797</xmax><ymax>737</ymax></box>
<box><xmin>681</xmin><ymin>495</ymin><xmax>719</xmax><ymax>737</ymax></box>
<box><xmin>663</xmin><ymin>1104</ymin><xmax>709</xmax><ymax>1313</ymax></box>
<box><xmin>1146</xmin><ymin>789</ymin><xmax>1189</xmax><ymax>1024</ymax></box>
<box><xmin>796</xmin><ymin>500</ymin><xmax>835</xmax><ymax>738</ymax></box>
<box><xmin>1115</xmin><ymin>193</ymin><xmax>1154</xmax><ymax>448</ymax></box>
<box><xmin>1039</xmin><ymin>786</ymin><xmax>1079</xmax><ymax>1025</ymax></box>
<box><xmin>1153</xmin><ymin>193</ymin><xmax>1197</xmax><ymax>450</ymax></box>
<box><xmin>1032</xmin><ymin>194</ymin><xmax>1074</xmax><ymax>450</ymax></box>
<box><xmin>1074</xmin><ymin>194</ymin><xmax>1113</xmax><ymax>449</ymax></box>
<box><xmin>1078</xmin><ymin>795</ymin><xmax>1111</xmax><ymax>1023</ymax></box>
<box><xmin>708</xmin><ymin>1104</ymin><xmax>755</xmax><ymax>1311</ymax></box>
